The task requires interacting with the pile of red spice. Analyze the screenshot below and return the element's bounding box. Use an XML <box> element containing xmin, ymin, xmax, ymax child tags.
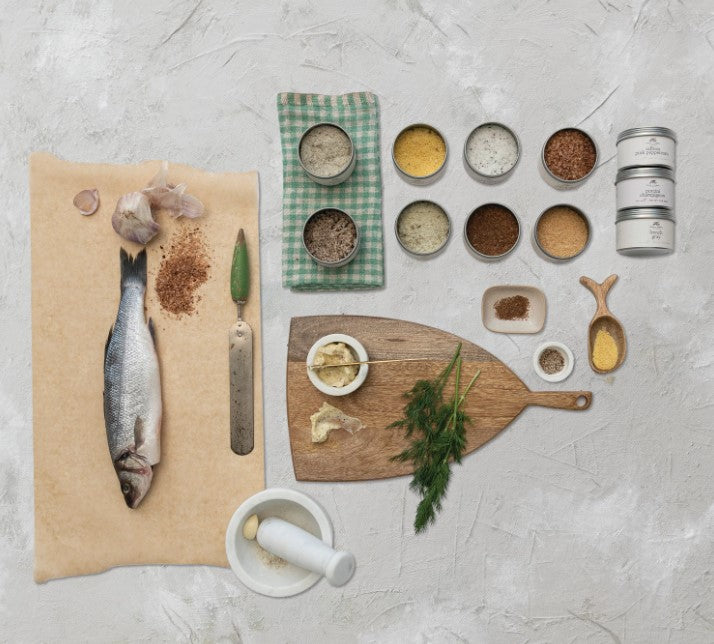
<box><xmin>155</xmin><ymin>227</ymin><xmax>211</xmax><ymax>316</ymax></box>
<box><xmin>494</xmin><ymin>295</ymin><xmax>530</xmax><ymax>320</ymax></box>
<box><xmin>543</xmin><ymin>129</ymin><xmax>597</xmax><ymax>181</ymax></box>
<box><xmin>466</xmin><ymin>204</ymin><xmax>519</xmax><ymax>256</ymax></box>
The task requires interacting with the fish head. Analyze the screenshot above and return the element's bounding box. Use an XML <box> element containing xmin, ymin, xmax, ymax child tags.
<box><xmin>115</xmin><ymin>451</ymin><xmax>153</xmax><ymax>509</ymax></box>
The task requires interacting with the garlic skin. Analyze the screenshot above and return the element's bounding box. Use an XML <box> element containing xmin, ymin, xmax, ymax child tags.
<box><xmin>112</xmin><ymin>192</ymin><xmax>159</xmax><ymax>244</ymax></box>
<box><xmin>73</xmin><ymin>188</ymin><xmax>100</xmax><ymax>216</ymax></box>
<box><xmin>142</xmin><ymin>161</ymin><xmax>204</xmax><ymax>219</ymax></box>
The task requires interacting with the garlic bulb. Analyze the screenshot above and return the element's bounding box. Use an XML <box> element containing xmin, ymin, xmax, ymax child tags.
<box><xmin>73</xmin><ymin>188</ymin><xmax>99</xmax><ymax>216</ymax></box>
<box><xmin>143</xmin><ymin>161</ymin><xmax>204</xmax><ymax>219</ymax></box>
<box><xmin>112</xmin><ymin>192</ymin><xmax>159</xmax><ymax>244</ymax></box>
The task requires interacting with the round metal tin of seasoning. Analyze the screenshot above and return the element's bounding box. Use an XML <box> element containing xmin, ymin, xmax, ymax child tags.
<box><xmin>533</xmin><ymin>204</ymin><xmax>591</xmax><ymax>261</ymax></box>
<box><xmin>616</xmin><ymin>207</ymin><xmax>675</xmax><ymax>255</ymax></box>
<box><xmin>298</xmin><ymin>122</ymin><xmax>356</xmax><ymax>186</ymax></box>
<box><xmin>302</xmin><ymin>208</ymin><xmax>360</xmax><ymax>267</ymax></box>
<box><xmin>394</xmin><ymin>200</ymin><xmax>452</xmax><ymax>258</ymax></box>
<box><xmin>391</xmin><ymin>123</ymin><xmax>448</xmax><ymax>185</ymax></box>
<box><xmin>616</xmin><ymin>127</ymin><xmax>677</xmax><ymax>170</ymax></box>
<box><xmin>615</xmin><ymin>166</ymin><xmax>675</xmax><ymax>211</ymax></box>
<box><xmin>463</xmin><ymin>122</ymin><xmax>521</xmax><ymax>183</ymax></box>
<box><xmin>463</xmin><ymin>203</ymin><xmax>521</xmax><ymax>261</ymax></box>
<box><xmin>540</xmin><ymin>127</ymin><xmax>599</xmax><ymax>188</ymax></box>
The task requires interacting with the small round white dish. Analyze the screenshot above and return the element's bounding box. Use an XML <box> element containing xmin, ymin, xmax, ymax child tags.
<box><xmin>225</xmin><ymin>488</ymin><xmax>333</xmax><ymax>598</ymax></box>
<box><xmin>533</xmin><ymin>341</ymin><xmax>574</xmax><ymax>383</ymax></box>
<box><xmin>306</xmin><ymin>333</ymin><xmax>369</xmax><ymax>396</ymax></box>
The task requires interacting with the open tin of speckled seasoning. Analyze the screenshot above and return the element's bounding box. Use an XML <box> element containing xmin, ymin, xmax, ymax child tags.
<box><xmin>463</xmin><ymin>122</ymin><xmax>520</xmax><ymax>183</ymax></box>
<box><xmin>541</xmin><ymin>127</ymin><xmax>599</xmax><ymax>188</ymax></box>
<box><xmin>464</xmin><ymin>203</ymin><xmax>521</xmax><ymax>261</ymax></box>
<box><xmin>298</xmin><ymin>122</ymin><xmax>356</xmax><ymax>186</ymax></box>
<box><xmin>302</xmin><ymin>208</ymin><xmax>360</xmax><ymax>267</ymax></box>
<box><xmin>392</xmin><ymin>124</ymin><xmax>448</xmax><ymax>185</ymax></box>
<box><xmin>395</xmin><ymin>200</ymin><xmax>451</xmax><ymax>258</ymax></box>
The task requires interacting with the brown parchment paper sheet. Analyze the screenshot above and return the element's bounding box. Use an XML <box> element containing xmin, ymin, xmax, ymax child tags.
<box><xmin>31</xmin><ymin>153</ymin><xmax>264</xmax><ymax>582</ymax></box>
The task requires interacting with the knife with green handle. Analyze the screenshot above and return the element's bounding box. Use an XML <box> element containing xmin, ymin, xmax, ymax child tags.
<box><xmin>229</xmin><ymin>229</ymin><xmax>254</xmax><ymax>455</ymax></box>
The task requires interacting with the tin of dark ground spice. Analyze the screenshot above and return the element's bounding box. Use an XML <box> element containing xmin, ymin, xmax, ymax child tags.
<box><xmin>465</xmin><ymin>203</ymin><xmax>520</xmax><ymax>259</ymax></box>
<box><xmin>155</xmin><ymin>226</ymin><xmax>211</xmax><ymax>316</ymax></box>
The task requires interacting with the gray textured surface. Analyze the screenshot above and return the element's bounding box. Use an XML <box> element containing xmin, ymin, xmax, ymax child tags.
<box><xmin>2</xmin><ymin>1</ymin><xmax>713</xmax><ymax>642</ymax></box>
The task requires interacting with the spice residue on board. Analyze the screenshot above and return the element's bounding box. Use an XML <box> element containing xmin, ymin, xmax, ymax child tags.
<box><xmin>393</xmin><ymin>126</ymin><xmax>446</xmax><ymax>177</ymax></box>
<box><xmin>466</xmin><ymin>204</ymin><xmax>519</xmax><ymax>257</ymax></box>
<box><xmin>155</xmin><ymin>227</ymin><xmax>211</xmax><ymax>316</ymax></box>
<box><xmin>299</xmin><ymin>124</ymin><xmax>352</xmax><ymax>177</ymax></box>
<box><xmin>465</xmin><ymin>124</ymin><xmax>519</xmax><ymax>177</ymax></box>
<box><xmin>494</xmin><ymin>295</ymin><xmax>530</xmax><ymax>320</ymax></box>
<box><xmin>539</xmin><ymin>348</ymin><xmax>565</xmax><ymax>374</ymax></box>
<box><xmin>544</xmin><ymin>129</ymin><xmax>597</xmax><ymax>181</ymax></box>
<box><xmin>536</xmin><ymin>206</ymin><xmax>589</xmax><ymax>259</ymax></box>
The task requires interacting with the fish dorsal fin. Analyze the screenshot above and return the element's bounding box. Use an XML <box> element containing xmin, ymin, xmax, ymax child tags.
<box><xmin>104</xmin><ymin>326</ymin><xmax>113</xmax><ymax>363</ymax></box>
<box><xmin>133</xmin><ymin>417</ymin><xmax>145</xmax><ymax>449</ymax></box>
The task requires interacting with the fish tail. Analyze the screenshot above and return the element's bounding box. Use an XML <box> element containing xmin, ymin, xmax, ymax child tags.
<box><xmin>120</xmin><ymin>248</ymin><xmax>147</xmax><ymax>289</ymax></box>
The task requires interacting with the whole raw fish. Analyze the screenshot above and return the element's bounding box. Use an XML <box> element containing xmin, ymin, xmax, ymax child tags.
<box><xmin>103</xmin><ymin>248</ymin><xmax>162</xmax><ymax>508</ymax></box>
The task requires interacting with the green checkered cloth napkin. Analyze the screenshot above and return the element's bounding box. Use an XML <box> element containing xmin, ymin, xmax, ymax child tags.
<box><xmin>277</xmin><ymin>91</ymin><xmax>384</xmax><ymax>290</ymax></box>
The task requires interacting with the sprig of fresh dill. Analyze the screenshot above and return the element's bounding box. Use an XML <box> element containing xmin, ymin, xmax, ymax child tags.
<box><xmin>389</xmin><ymin>343</ymin><xmax>481</xmax><ymax>533</ymax></box>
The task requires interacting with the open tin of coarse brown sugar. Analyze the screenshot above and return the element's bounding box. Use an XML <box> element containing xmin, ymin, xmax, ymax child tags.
<box><xmin>463</xmin><ymin>203</ymin><xmax>521</xmax><ymax>261</ymax></box>
<box><xmin>302</xmin><ymin>208</ymin><xmax>360</xmax><ymax>267</ymax></box>
<box><xmin>533</xmin><ymin>204</ymin><xmax>591</xmax><ymax>261</ymax></box>
<box><xmin>391</xmin><ymin>123</ymin><xmax>448</xmax><ymax>185</ymax></box>
<box><xmin>540</xmin><ymin>127</ymin><xmax>599</xmax><ymax>189</ymax></box>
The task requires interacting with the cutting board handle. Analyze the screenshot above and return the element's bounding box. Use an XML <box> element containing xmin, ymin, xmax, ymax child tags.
<box><xmin>525</xmin><ymin>391</ymin><xmax>592</xmax><ymax>410</ymax></box>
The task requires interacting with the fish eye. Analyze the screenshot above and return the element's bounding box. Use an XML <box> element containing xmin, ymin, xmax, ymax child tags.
<box><xmin>121</xmin><ymin>483</ymin><xmax>130</xmax><ymax>494</ymax></box>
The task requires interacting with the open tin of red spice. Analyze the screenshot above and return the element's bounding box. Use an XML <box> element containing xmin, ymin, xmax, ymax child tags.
<box><xmin>540</xmin><ymin>127</ymin><xmax>599</xmax><ymax>189</ymax></box>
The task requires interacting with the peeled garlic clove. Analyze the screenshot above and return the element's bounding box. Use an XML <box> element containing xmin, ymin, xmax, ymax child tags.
<box><xmin>112</xmin><ymin>192</ymin><xmax>159</xmax><ymax>244</ymax></box>
<box><xmin>73</xmin><ymin>189</ymin><xmax>100</xmax><ymax>216</ymax></box>
<box><xmin>242</xmin><ymin>514</ymin><xmax>259</xmax><ymax>541</ymax></box>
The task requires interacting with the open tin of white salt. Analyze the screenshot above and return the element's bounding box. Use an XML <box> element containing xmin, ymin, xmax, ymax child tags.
<box><xmin>298</xmin><ymin>123</ymin><xmax>356</xmax><ymax>186</ymax></box>
<box><xmin>463</xmin><ymin>122</ymin><xmax>521</xmax><ymax>183</ymax></box>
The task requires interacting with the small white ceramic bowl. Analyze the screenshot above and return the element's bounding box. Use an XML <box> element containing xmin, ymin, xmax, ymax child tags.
<box><xmin>306</xmin><ymin>334</ymin><xmax>369</xmax><ymax>396</ymax></box>
<box><xmin>533</xmin><ymin>341</ymin><xmax>575</xmax><ymax>383</ymax></box>
<box><xmin>225</xmin><ymin>488</ymin><xmax>333</xmax><ymax>598</ymax></box>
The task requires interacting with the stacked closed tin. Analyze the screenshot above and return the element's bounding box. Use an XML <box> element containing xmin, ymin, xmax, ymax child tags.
<box><xmin>615</xmin><ymin>127</ymin><xmax>677</xmax><ymax>255</ymax></box>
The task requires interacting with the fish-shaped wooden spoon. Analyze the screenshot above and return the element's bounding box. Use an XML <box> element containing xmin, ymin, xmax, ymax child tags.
<box><xmin>580</xmin><ymin>274</ymin><xmax>627</xmax><ymax>374</ymax></box>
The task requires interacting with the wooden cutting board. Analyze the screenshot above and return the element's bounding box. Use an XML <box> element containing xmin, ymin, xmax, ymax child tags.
<box><xmin>287</xmin><ymin>316</ymin><xmax>592</xmax><ymax>482</ymax></box>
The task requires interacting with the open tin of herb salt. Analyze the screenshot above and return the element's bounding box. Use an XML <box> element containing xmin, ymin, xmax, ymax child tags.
<box><xmin>298</xmin><ymin>122</ymin><xmax>356</xmax><ymax>186</ymax></box>
<box><xmin>540</xmin><ymin>127</ymin><xmax>599</xmax><ymax>189</ymax></box>
<box><xmin>395</xmin><ymin>200</ymin><xmax>451</xmax><ymax>258</ymax></box>
<box><xmin>463</xmin><ymin>122</ymin><xmax>520</xmax><ymax>183</ymax></box>
<box><xmin>533</xmin><ymin>204</ymin><xmax>591</xmax><ymax>261</ymax></box>
<box><xmin>464</xmin><ymin>203</ymin><xmax>521</xmax><ymax>261</ymax></box>
<box><xmin>391</xmin><ymin>124</ymin><xmax>448</xmax><ymax>185</ymax></box>
<box><xmin>302</xmin><ymin>208</ymin><xmax>360</xmax><ymax>267</ymax></box>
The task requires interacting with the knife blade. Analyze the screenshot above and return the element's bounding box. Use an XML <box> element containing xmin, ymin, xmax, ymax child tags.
<box><xmin>229</xmin><ymin>229</ymin><xmax>254</xmax><ymax>455</ymax></box>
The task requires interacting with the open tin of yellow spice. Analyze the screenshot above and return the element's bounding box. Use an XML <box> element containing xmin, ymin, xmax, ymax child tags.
<box><xmin>392</xmin><ymin>124</ymin><xmax>448</xmax><ymax>185</ymax></box>
<box><xmin>534</xmin><ymin>204</ymin><xmax>590</xmax><ymax>261</ymax></box>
